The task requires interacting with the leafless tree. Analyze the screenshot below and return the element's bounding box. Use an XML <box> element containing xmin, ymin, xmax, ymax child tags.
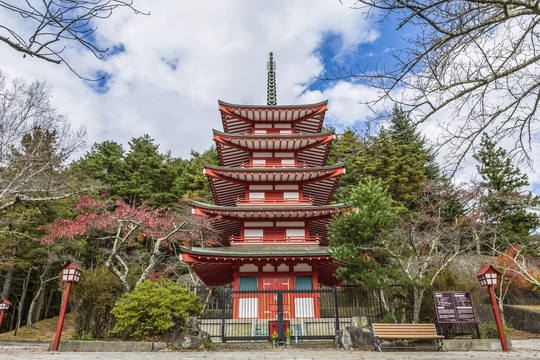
<box><xmin>378</xmin><ymin>181</ymin><xmax>474</xmax><ymax>323</ymax></box>
<box><xmin>0</xmin><ymin>70</ymin><xmax>86</xmax><ymax>211</ymax></box>
<box><xmin>330</xmin><ymin>0</ymin><xmax>540</xmax><ymax>173</ymax></box>
<box><xmin>0</xmin><ymin>0</ymin><xmax>144</xmax><ymax>79</ymax></box>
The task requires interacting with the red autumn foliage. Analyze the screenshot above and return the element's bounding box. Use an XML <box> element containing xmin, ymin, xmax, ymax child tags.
<box><xmin>40</xmin><ymin>196</ymin><xmax>216</xmax><ymax>248</ymax></box>
<box><xmin>492</xmin><ymin>245</ymin><xmax>540</xmax><ymax>292</ymax></box>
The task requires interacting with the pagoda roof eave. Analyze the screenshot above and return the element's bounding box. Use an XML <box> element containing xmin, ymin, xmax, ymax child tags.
<box><xmin>219</xmin><ymin>100</ymin><xmax>328</xmax><ymax>134</ymax></box>
<box><xmin>192</xmin><ymin>201</ymin><xmax>345</xmax><ymax>212</ymax></box>
<box><xmin>218</xmin><ymin>100</ymin><xmax>328</xmax><ymax>109</ymax></box>
<box><xmin>204</xmin><ymin>163</ymin><xmax>344</xmax><ymax>173</ymax></box>
<box><xmin>180</xmin><ymin>245</ymin><xmax>332</xmax><ymax>258</ymax></box>
<box><xmin>213</xmin><ymin>129</ymin><xmax>334</xmax><ymax>138</ymax></box>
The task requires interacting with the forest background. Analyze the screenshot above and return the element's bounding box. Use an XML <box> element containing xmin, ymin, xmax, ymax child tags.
<box><xmin>0</xmin><ymin>71</ymin><xmax>539</xmax><ymax>339</ymax></box>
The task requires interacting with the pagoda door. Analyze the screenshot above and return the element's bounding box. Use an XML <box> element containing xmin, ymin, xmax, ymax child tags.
<box><xmin>264</xmin><ymin>229</ymin><xmax>285</xmax><ymax>243</ymax></box>
<box><xmin>262</xmin><ymin>277</ymin><xmax>291</xmax><ymax>319</ymax></box>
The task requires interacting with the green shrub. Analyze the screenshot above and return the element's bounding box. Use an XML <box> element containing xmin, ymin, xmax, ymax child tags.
<box><xmin>203</xmin><ymin>339</ymin><xmax>216</xmax><ymax>351</ymax></box>
<box><xmin>379</xmin><ymin>312</ymin><xmax>396</xmax><ymax>323</ymax></box>
<box><xmin>70</xmin><ymin>332</ymin><xmax>96</xmax><ymax>341</ymax></box>
<box><xmin>111</xmin><ymin>279</ymin><xmax>202</xmax><ymax>339</ymax></box>
<box><xmin>479</xmin><ymin>321</ymin><xmax>511</xmax><ymax>339</ymax></box>
<box><xmin>71</xmin><ymin>266</ymin><xmax>124</xmax><ymax>339</ymax></box>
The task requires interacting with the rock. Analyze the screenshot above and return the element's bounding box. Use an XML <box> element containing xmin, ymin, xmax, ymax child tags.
<box><xmin>175</xmin><ymin>335</ymin><xmax>203</xmax><ymax>349</ymax></box>
<box><xmin>163</xmin><ymin>318</ymin><xmax>211</xmax><ymax>350</ymax></box>
<box><xmin>162</xmin><ymin>330</ymin><xmax>177</xmax><ymax>344</ymax></box>
<box><xmin>350</xmin><ymin>316</ymin><xmax>369</xmax><ymax>329</ymax></box>
<box><xmin>199</xmin><ymin>330</ymin><xmax>211</xmax><ymax>342</ymax></box>
<box><xmin>186</xmin><ymin>317</ymin><xmax>200</xmax><ymax>330</ymax></box>
<box><xmin>346</xmin><ymin>326</ymin><xmax>367</xmax><ymax>348</ymax></box>
<box><xmin>335</xmin><ymin>328</ymin><xmax>353</xmax><ymax>350</ymax></box>
<box><xmin>336</xmin><ymin>325</ymin><xmax>374</xmax><ymax>350</ymax></box>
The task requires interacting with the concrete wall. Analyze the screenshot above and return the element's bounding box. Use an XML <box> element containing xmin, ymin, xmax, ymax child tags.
<box><xmin>52</xmin><ymin>340</ymin><xmax>157</xmax><ymax>352</ymax></box>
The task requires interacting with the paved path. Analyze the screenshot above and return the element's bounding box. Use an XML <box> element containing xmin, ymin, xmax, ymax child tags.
<box><xmin>0</xmin><ymin>340</ymin><xmax>538</xmax><ymax>359</ymax></box>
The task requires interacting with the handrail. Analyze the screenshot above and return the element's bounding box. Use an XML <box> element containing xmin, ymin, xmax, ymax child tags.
<box><xmin>238</xmin><ymin>163</ymin><xmax>308</xmax><ymax>168</ymax></box>
<box><xmin>229</xmin><ymin>235</ymin><xmax>320</xmax><ymax>245</ymax></box>
<box><xmin>235</xmin><ymin>197</ymin><xmax>314</xmax><ymax>205</ymax></box>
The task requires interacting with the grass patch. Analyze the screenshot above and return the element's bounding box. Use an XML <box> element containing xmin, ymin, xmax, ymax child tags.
<box><xmin>513</xmin><ymin>305</ymin><xmax>540</xmax><ymax>313</ymax></box>
<box><xmin>0</xmin><ymin>313</ymin><xmax>76</xmax><ymax>341</ymax></box>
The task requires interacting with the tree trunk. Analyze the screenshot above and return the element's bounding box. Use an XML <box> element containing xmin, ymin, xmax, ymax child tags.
<box><xmin>9</xmin><ymin>300</ymin><xmax>16</xmax><ymax>331</ymax></box>
<box><xmin>27</xmin><ymin>264</ymin><xmax>50</xmax><ymax>327</ymax></box>
<box><xmin>412</xmin><ymin>286</ymin><xmax>424</xmax><ymax>324</ymax></box>
<box><xmin>36</xmin><ymin>280</ymin><xmax>47</xmax><ymax>321</ymax></box>
<box><xmin>104</xmin><ymin>259</ymin><xmax>131</xmax><ymax>293</ymax></box>
<box><xmin>492</xmin><ymin>232</ymin><xmax>498</xmax><ymax>256</ymax></box>
<box><xmin>1</xmin><ymin>266</ymin><xmax>15</xmax><ymax>300</ymax></box>
<box><xmin>44</xmin><ymin>287</ymin><xmax>54</xmax><ymax>319</ymax></box>
<box><xmin>14</xmin><ymin>267</ymin><xmax>33</xmax><ymax>336</ymax></box>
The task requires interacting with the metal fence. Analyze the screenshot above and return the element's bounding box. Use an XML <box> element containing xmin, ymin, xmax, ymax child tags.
<box><xmin>191</xmin><ymin>285</ymin><xmax>385</xmax><ymax>342</ymax></box>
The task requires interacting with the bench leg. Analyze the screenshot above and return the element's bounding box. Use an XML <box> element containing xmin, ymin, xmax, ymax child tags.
<box><xmin>437</xmin><ymin>339</ymin><xmax>446</xmax><ymax>352</ymax></box>
<box><xmin>374</xmin><ymin>336</ymin><xmax>382</xmax><ymax>352</ymax></box>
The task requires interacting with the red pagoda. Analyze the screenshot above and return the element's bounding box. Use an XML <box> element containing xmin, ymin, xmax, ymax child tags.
<box><xmin>180</xmin><ymin>53</ymin><xmax>344</xmax><ymax>320</ymax></box>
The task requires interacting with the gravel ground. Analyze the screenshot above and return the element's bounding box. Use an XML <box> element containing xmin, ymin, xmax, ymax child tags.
<box><xmin>0</xmin><ymin>340</ymin><xmax>538</xmax><ymax>360</ymax></box>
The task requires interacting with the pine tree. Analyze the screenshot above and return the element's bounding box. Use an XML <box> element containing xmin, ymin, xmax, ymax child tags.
<box><xmin>71</xmin><ymin>140</ymin><xmax>126</xmax><ymax>197</ymax></box>
<box><xmin>172</xmin><ymin>147</ymin><xmax>218</xmax><ymax>202</ymax></box>
<box><xmin>386</xmin><ymin>106</ymin><xmax>440</xmax><ymax>180</ymax></box>
<box><xmin>328</xmin><ymin>177</ymin><xmax>403</xmax><ymax>287</ymax></box>
<box><xmin>474</xmin><ymin>133</ymin><xmax>539</xmax><ymax>239</ymax></box>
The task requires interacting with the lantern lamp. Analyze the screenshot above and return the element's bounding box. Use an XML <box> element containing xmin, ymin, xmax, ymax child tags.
<box><xmin>60</xmin><ymin>261</ymin><xmax>82</xmax><ymax>283</ymax></box>
<box><xmin>476</xmin><ymin>265</ymin><xmax>501</xmax><ymax>287</ymax></box>
<box><xmin>53</xmin><ymin>261</ymin><xmax>82</xmax><ymax>351</ymax></box>
<box><xmin>476</xmin><ymin>264</ymin><xmax>508</xmax><ymax>351</ymax></box>
<box><xmin>0</xmin><ymin>299</ymin><xmax>11</xmax><ymax>329</ymax></box>
<box><xmin>0</xmin><ymin>300</ymin><xmax>11</xmax><ymax>310</ymax></box>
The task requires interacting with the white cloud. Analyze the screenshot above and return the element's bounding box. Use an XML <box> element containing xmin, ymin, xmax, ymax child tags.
<box><xmin>0</xmin><ymin>0</ymin><xmax>378</xmax><ymax>159</ymax></box>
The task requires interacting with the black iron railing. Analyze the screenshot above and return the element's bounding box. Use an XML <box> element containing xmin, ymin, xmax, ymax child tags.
<box><xmin>190</xmin><ymin>285</ymin><xmax>386</xmax><ymax>342</ymax></box>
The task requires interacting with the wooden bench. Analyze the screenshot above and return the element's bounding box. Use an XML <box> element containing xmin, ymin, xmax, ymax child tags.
<box><xmin>372</xmin><ymin>323</ymin><xmax>445</xmax><ymax>352</ymax></box>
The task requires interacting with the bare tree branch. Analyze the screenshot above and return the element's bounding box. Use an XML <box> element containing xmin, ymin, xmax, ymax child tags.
<box><xmin>327</xmin><ymin>0</ymin><xmax>540</xmax><ymax>173</ymax></box>
<box><xmin>0</xmin><ymin>0</ymin><xmax>146</xmax><ymax>80</ymax></box>
<box><xmin>0</xmin><ymin>70</ymin><xmax>86</xmax><ymax>211</ymax></box>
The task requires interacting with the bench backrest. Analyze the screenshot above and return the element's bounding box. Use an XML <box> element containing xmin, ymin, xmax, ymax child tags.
<box><xmin>372</xmin><ymin>323</ymin><xmax>439</xmax><ymax>337</ymax></box>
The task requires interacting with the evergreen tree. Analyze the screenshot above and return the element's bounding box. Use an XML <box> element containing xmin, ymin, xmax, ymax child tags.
<box><xmin>172</xmin><ymin>147</ymin><xmax>218</xmax><ymax>202</ymax></box>
<box><xmin>71</xmin><ymin>140</ymin><xmax>126</xmax><ymax>197</ymax></box>
<box><xmin>385</xmin><ymin>106</ymin><xmax>440</xmax><ymax>180</ymax></box>
<box><xmin>331</xmin><ymin>111</ymin><xmax>438</xmax><ymax>206</ymax></box>
<box><xmin>474</xmin><ymin>133</ymin><xmax>539</xmax><ymax>239</ymax></box>
<box><xmin>328</xmin><ymin>177</ymin><xmax>403</xmax><ymax>287</ymax></box>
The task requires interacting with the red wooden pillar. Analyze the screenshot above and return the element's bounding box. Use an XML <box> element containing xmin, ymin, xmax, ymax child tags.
<box><xmin>52</xmin><ymin>261</ymin><xmax>82</xmax><ymax>351</ymax></box>
<box><xmin>52</xmin><ymin>282</ymin><xmax>72</xmax><ymax>351</ymax></box>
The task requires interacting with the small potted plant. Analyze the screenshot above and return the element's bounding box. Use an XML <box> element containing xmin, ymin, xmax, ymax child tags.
<box><xmin>270</xmin><ymin>331</ymin><xmax>278</xmax><ymax>347</ymax></box>
<box><xmin>285</xmin><ymin>328</ymin><xmax>292</xmax><ymax>347</ymax></box>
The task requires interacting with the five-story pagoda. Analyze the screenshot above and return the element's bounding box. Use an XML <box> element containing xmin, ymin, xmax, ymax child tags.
<box><xmin>180</xmin><ymin>53</ymin><xmax>345</xmax><ymax>320</ymax></box>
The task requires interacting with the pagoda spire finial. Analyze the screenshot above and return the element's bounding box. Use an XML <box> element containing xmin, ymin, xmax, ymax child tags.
<box><xmin>267</xmin><ymin>52</ymin><xmax>277</xmax><ymax>106</ymax></box>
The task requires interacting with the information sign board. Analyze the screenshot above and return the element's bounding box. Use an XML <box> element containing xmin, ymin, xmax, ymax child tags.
<box><xmin>432</xmin><ymin>291</ymin><xmax>477</xmax><ymax>323</ymax></box>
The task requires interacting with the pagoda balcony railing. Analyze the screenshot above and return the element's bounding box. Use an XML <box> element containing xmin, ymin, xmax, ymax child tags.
<box><xmin>238</xmin><ymin>163</ymin><xmax>309</xmax><ymax>168</ymax></box>
<box><xmin>229</xmin><ymin>235</ymin><xmax>320</xmax><ymax>245</ymax></box>
<box><xmin>235</xmin><ymin>197</ymin><xmax>314</xmax><ymax>206</ymax></box>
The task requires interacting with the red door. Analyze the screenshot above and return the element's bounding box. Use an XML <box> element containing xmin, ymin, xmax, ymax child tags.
<box><xmin>262</xmin><ymin>277</ymin><xmax>291</xmax><ymax>319</ymax></box>
<box><xmin>264</xmin><ymin>229</ymin><xmax>285</xmax><ymax>243</ymax></box>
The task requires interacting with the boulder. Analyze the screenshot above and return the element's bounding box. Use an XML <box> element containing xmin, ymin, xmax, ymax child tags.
<box><xmin>163</xmin><ymin>317</ymin><xmax>212</xmax><ymax>350</ymax></box>
<box><xmin>335</xmin><ymin>328</ymin><xmax>353</xmax><ymax>350</ymax></box>
<box><xmin>350</xmin><ymin>316</ymin><xmax>369</xmax><ymax>329</ymax></box>
<box><xmin>174</xmin><ymin>335</ymin><xmax>203</xmax><ymax>349</ymax></box>
<box><xmin>346</xmin><ymin>326</ymin><xmax>368</xmax><ymax>348</ymax></box>
<box><xmin>335</xmin><ymin>324</ymin><xmax>374</xmax><ymax>350</ymax></box>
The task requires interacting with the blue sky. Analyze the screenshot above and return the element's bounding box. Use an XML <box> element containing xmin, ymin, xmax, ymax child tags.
<box><xmin>0</xmin><ymin>0</ymin><xmax>538</xmax><ymax>189</ymax></box>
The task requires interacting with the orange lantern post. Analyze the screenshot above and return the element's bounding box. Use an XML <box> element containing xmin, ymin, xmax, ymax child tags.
<box><xmin>476</xmin><ymin>265</ymin><xmax>508</xmax><ymax>352</ymax></box>
<box><xmin>0</xmin><ymin>299</ymin><xmax>11</xmax><ymax>329</ymax></box>
<box><xmin>52</xmin><ymin>261</ymin><xmax>82</xmax><ymax>351</ymax></box>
